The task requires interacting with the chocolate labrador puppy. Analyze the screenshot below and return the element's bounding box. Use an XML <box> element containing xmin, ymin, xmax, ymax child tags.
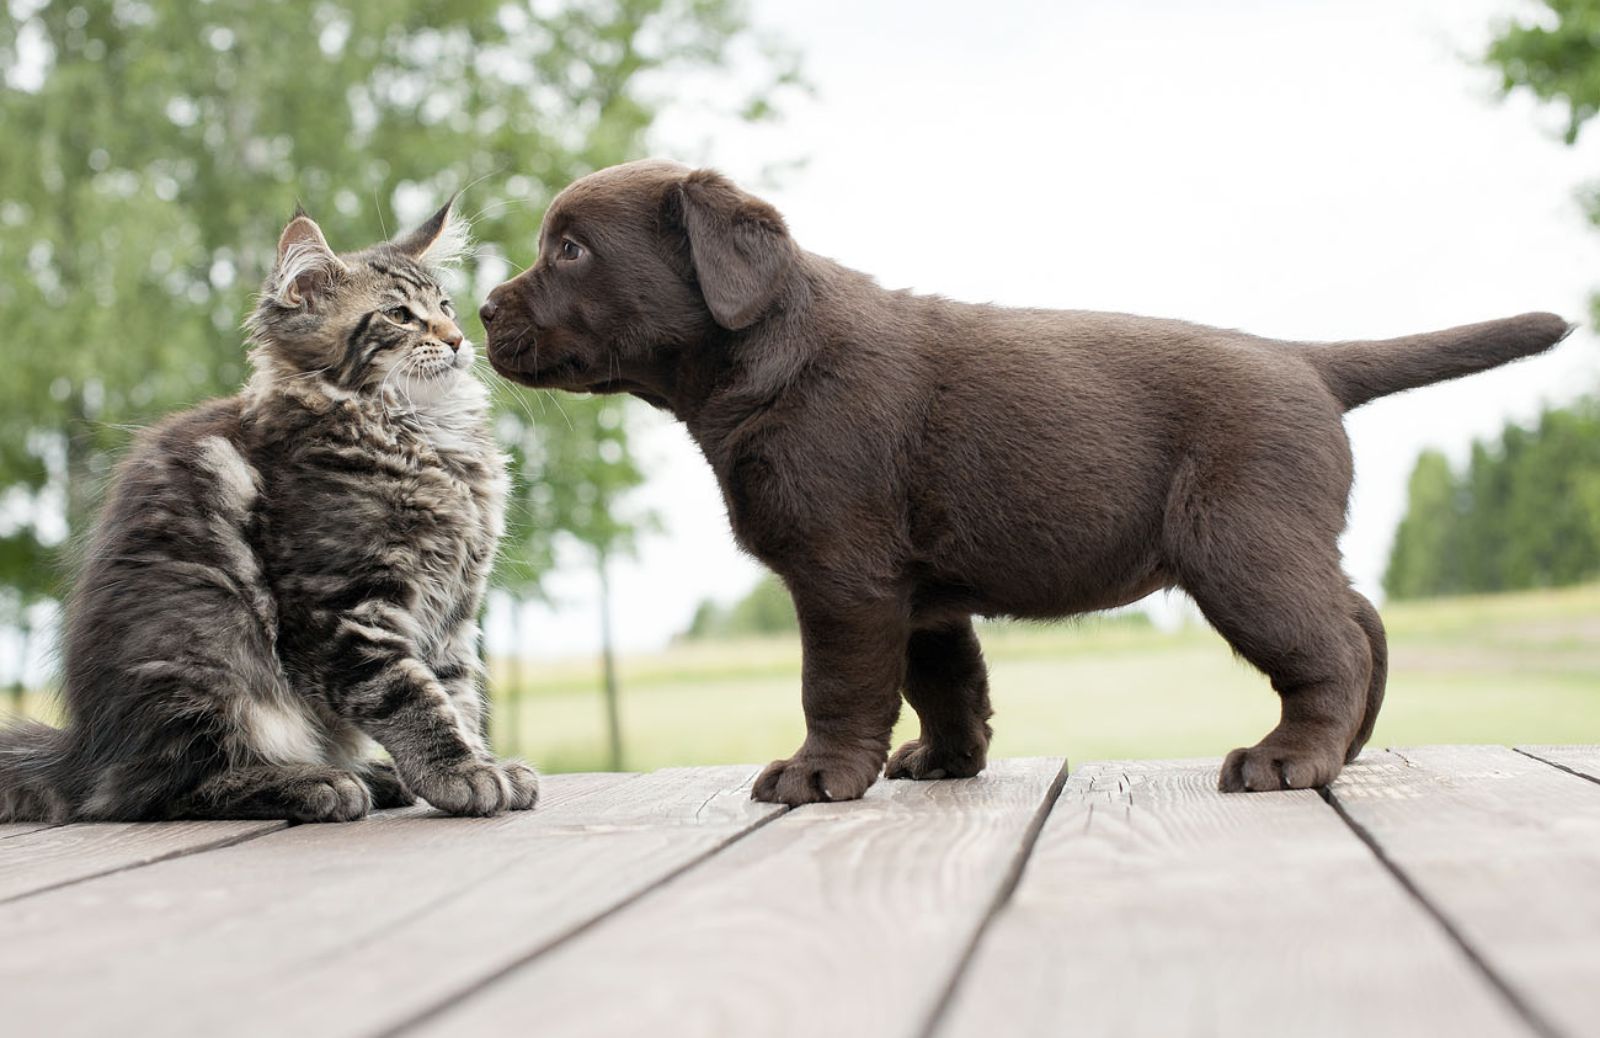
<box><xmin>480</xmin><ymin>159</ymin><xmax>1570</xmax><ymax>805</ymax></box>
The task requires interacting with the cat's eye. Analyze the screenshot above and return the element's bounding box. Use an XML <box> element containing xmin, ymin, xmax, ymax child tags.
<box><xmin>384</xmin><ymin>305</ymin><xmax>416</xmax><ymax>326</ymax></box>
<box><xmin>439</xmin><ymin>298</ymin><xmax>454</xmax><ymax>316</ymax></box>
<box><xmin>559</xmin><ymin>239</ymin><xmax>584</xmax><ymax>262</ymax></box>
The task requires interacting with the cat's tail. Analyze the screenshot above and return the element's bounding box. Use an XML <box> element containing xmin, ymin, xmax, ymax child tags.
<box><xmin>0</xmin><ymin>719</ymin><xmax>73</xmax><ymax>822</ymax></box>
<box><xmin>1304</xmin><ymin>312</ymin><xmax>1574</xmax><ymax>411</ymax></box>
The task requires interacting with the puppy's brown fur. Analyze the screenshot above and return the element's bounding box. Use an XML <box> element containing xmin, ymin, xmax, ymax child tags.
<box><xmin>482</xmin><ymin>159</ymin><xmax>1571</xmax><ymax>804</ymax></box>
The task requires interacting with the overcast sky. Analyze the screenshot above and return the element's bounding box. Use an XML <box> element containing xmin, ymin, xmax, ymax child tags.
<box><xmin>501</xmin><ymin>0</ymin><xmax>1600</xmax><ymax>656</ymax></box>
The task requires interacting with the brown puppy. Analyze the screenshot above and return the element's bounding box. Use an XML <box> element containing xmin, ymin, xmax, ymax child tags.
<box><xmin>481</xmin><ymin>159</ymin><xmax>1571</xmax><ymax>805</ymax></box>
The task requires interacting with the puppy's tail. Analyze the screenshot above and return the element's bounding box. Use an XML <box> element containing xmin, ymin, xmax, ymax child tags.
<box><xmin>1304</xmin><ymin>312</ymin><xmax>1574</xmax><ymax>411</ymax></box>
<box><xmin>0</xmin><ymin>719</ymin><xmax>73</xmax><ymax>822</ymax></box>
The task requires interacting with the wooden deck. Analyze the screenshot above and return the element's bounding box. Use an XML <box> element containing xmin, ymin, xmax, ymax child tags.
<box><xmin>4</xmin><ymin>745</ymin><xmax>1599</xmax><ymax>1037</ymax></box>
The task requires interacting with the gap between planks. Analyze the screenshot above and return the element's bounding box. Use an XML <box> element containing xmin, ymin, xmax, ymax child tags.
<box><xmin>1323</xmin><ymin>745</ymin><xmax>1600</xmax><ymax>1038</ymax></box>
<box><xmin>912</xmin><ymin>758</ymin><xmax>1070</xmax><ymax>1038</ymax></box>
<box><xmin>383</xmin><ymin>790</ymin><xmax>791</xmax><ymax>1037</ymax></box>
<box><xmin>0</xmin><ymin>822</ymin><xmax>62</xmax><ymax>839</ymax></box>
<box><xmin>1320</xmin><ymin>783</ymin><xmax>1563</xmax><ymax>1038</ymax></box>
<box><xmin>0</xmin><ymin>767</ymin><xmax>630</xmax><ymax>908</ymax></box>
<box><xmin>1515</xmin><ymin>745</ymin><xmax>1600</xmax><ymax>788</ymax></box>
<box><xmin>936</xmin><ymin>755</ymin><xmax>1540</xmax><ymax>1037</ymax></box>
<box><xmin>406</xmin><ymin>757</ymin><xmax>1071</xmax><ymax>1038</ymax></box>
<box><xmin>0</xmin><ymin>818</ymin><xmax>286</xmax><ymax>905</ymax></box>
<box><xmin>0</xmin><ymin>768</ymin><xmax>781</xmax><ymax>1038</ymax></box>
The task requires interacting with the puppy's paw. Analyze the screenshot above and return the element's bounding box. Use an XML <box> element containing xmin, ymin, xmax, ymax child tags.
<box><xmin>498</xmin><ymin>760</ymin><xmax>540</xmax><ymax>810</ymax></box>
<box><xmin>752</xmin><ymin>751</ymin><xmax>881</xmax><ymax>805</ymax></box>
<box><xmin>361</xmin><ymin>760</ymin><xmax>416</xmax><ymax>810</ymax></box>
<box><xmin>287</xmin><ymin>770</ymin><xmax>373</xmax><ymax>823</ymax></box>
<box><xmin>885</xmin><ymin>738</ymin><xmax>987</xmax><ymax>781</ymax></box>
<box><xmin>1218</xmin><ymin>739</ymin><xmax>1345</xmax><ymax>793</ymax></box>
<box><xmin>407</xmin><ymin>760</ymin><xmax>513</xmax><ymax>816</ymax></box>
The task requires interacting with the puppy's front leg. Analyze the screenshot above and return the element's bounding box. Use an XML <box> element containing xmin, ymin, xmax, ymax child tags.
<box><xmin>753</xmin><ymin>593</ymin><xmax>907</xmax><ymax>805</ymax></box>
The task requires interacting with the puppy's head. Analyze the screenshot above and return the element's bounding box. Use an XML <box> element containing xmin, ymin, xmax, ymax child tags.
<box><xmin>481</xmin><ymin>160</ymin><xmax>795</xmax><ymax>391</ymax></box>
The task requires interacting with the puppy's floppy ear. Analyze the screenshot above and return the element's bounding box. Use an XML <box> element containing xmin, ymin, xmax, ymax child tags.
<box><xmin>272</xmin><ymin>210</ymin><xmax>347</xmax><ymax>307</ymax></box>
<box><xmin>676</xmin><ymin>169</ymin><xmax>795</xmax><ymax>330</ymax></box>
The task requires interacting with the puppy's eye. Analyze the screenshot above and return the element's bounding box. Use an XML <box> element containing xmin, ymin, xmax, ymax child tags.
<box><xmin>560</xmin><ymin>239</ymin><xmax>584</xmax><ymax>262</ymax></box>
<box><xmin>384</xmin><ymin>305</ymin><xmax>416</xmax><ymax>325</ymax></box>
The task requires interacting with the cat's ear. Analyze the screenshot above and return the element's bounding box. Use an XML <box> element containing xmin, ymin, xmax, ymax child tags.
<box><xmin>273</xmin><ymin>211</ymin><xmax>347</xmax><ymax>307</ymax></box>
<box><xmin>391</xmin><ymin>196</ymin><xmax>470</xmax><ymax>266</ymax></box>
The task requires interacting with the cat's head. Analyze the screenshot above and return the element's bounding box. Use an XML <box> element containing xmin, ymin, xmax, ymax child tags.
<box><xmin>246</xmin><ymin>201</ymin><xmax>474</xmax><ymax>404</ymax></box>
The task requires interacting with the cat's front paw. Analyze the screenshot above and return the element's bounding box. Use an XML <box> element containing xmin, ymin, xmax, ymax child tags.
<box><xmin>286</xmin><ymin>770</ymin><xmax>373</xmax><ymax>823</ymax></box>
<box><xmin>407</xmin><ymin>760</ymin><xmax>514</xmax><ymax>816</ymax></box>
<box><xmin>499</xmin><ymin>760</ymin><xmax>540</xmax><ymax>810</ymax></box>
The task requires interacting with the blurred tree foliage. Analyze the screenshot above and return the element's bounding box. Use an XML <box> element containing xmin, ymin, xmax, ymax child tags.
<box><xmin>1386</xmin><ymin>4</ymin><xmax>1600</xmax><ymax>600</ymax></box>
<box><xmin>1385</xmin><ymin>404</ymin><xmax>1600</xmax><ymax>598</ymax></box>
<box><xmin>0</xmin><ymin>0</ymin><xmax>797</xmax><ymax>625</ymax></box>
<box><xmin>1488</xmin><ymin>0</ymin><xmax>1600</xmax><ymax>325</ymax></box>
<box><xmin>681</xmin><ymin>572</ymin><xmax>797</xmax><ymax>640</ymax></box>
<box><xmin>1487</xmin><ymin>0</ymin><xmax>1600</xmax><ymax>145</ymax></box>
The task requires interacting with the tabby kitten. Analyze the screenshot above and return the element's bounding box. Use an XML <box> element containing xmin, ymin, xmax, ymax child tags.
<box><xmin>0</xmin><ymin>202</ymin><xmax>537</xmax><ymax>822</ymax></box>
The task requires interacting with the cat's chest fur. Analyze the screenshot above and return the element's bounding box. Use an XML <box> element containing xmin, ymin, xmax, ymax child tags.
<box><xmin>246</xmin><ymin>380</ymin><xmax>507</xmax><ymax>665</ymax></box>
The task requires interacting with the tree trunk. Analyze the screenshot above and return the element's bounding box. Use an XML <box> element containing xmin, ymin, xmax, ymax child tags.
<box><xmin>598</xmin><ymin>550</ymin><xmax>624</xmax><ymax>772</ymax></box>
<box><xmin>508</xmin><ymin>595</ymin><xmax>525</xmax><ymax>757</ymax></box>
<box><xmin>11</xmin><ymin>619</ymin><xmax>31</xmax><ymax>715</ymax></box>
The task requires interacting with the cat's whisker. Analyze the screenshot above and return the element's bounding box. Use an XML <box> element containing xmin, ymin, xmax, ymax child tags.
<box><xmin>479</xmin><ymin>364</ymin><xmax>543</xmax><ymax>430</ymax></box>
<box><xmin>372</xmin><ymin>185</ymin><xmax>389</xmax><ymax>239</ymax></box>
<box><xmin>466</xmin><ymin>197</ymin><xmax>539</xmax><ymax>224</ymax></box>
<box><xmin>544</xmin><ymin>390</ymin><xmax>575</xmax><ymax>433</ymax></box>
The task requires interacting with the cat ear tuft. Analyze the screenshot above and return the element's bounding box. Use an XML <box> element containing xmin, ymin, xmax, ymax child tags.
<box><xmin>273</xmin><ymin>213</ymin><xmax>346</xmax><ymax>307</ymax></box>
<box><xmin>391</xmin><ymin>195</ymin><xmax>472</xmax><ymax>267</ymax></box>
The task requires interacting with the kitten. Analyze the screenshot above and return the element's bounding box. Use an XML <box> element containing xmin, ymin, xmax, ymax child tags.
<box><xmin>0</xmin><ymin>202</ymin><xmax>537</xmax><ymax>822</ymax></box>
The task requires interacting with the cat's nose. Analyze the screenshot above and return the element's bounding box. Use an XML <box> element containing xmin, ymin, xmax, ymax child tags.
<box><xmin>479</xmin><ymin>298</ymin><xmax>499</xmax><ymax>325</ymax></box>
<box><xmin>434</xmin><ymin>320</ymin><xmax>464</xmax><ymax>351</ymax></box>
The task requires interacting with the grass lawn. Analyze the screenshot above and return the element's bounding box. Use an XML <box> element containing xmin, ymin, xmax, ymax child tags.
<box><xmin>490</xmin><ymin>584</ymin><xmax>1600</xmax><ymax>774</ymax></box>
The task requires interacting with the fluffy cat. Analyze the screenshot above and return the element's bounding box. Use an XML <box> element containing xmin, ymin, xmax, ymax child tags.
<box><xmin>0</xmin><ymin>202</ymin><xmax>537</xmax><ymax>821</ymax></box>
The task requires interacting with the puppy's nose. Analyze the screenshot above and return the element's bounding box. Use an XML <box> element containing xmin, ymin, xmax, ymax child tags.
<box><xmin>479</xmin><ymin>298</ymin><xmax>499</xmax><ymax>325</ymax></box>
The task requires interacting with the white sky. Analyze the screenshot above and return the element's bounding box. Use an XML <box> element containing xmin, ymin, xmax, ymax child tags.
<box><xmin>494</xmin><ymin>0</ymin><xmax>1600</xmax><ymax>660</ymax></box>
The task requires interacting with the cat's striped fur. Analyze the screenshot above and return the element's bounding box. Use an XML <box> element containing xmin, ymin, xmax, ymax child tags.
<box><xmin>0</xmin><ymin>202</ymin><xmax>537</xmax><ymax>821</ymax></box>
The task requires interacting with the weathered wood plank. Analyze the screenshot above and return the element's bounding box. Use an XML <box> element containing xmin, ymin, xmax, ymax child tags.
<box><xmin>1328</xmin><ymin>745</ymin><xmax>1600</xmax><ymax>1038</ymax></box>
<box><xmin>0</xmin><ymin>819</ymin><xmax>284</xmax><ymax>903</ymax></box>
<box><xmin>414</xmin><ymin>757</ymin><xmax>1068</xmax><ymax>1038</ymax></box>
<box><xmin>0</xmin><ymin>822</ymin><xmax>59</xmax><ymax>839</ymax></box>
<box><xmin>938</xmin><ymin>757</ymin><xmax>1531</xmax><ymax>1038</ymax></box>
<box><xmin>1518</xmin><ymin>744</ymin><xmax>1600</xmax><ymax>785</ymax></box>
<box><xmin>0</xmin><ymin>768</ymin><xmax>779</xmax><ymax>1038</ymax></box>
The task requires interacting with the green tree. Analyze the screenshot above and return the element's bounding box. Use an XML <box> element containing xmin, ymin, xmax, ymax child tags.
<box><xmin>1384</xmin><ymin>404</ymin><xmax>1600</xmax><ymax>598</ymax></box>
<box><xmin>1383</xmin><ymin>449</ymin><xmax>1463</xmax><ymax>599</ymax></box>
<box><xmin>1489</xmin><ymin>0</ymin><xmax>1600</xmax><ymax>327</ymax></box>
<box><xmin>1384</xmin><ymin>6</ymin><xmax>1600</xmax><ymax>600</ymax></box>
<box><xmin>679</xmin><ymin>572</ymin><xmax>797</xmax><ymax>640</ymax></box>
<box><xmin>497</xmin><ymin>392</ymin><xmax>653</xmax><ymax>768</ymax></box>
<box><xmin>0</xmin><ymin>2</ymin><xmax>798</xmax><ymax>707</ymax></box>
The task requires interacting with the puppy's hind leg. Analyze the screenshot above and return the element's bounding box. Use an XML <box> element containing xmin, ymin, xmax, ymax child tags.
<box><xmin>1169</xmin><ymin>508</ymin><xmax>1371</xmax><ymax>793</ymax></box>
<box><xmin>1346</xmin><ymin>590</ymin><xmax>1388</xmax><ymax>763</ymax></box>
<box><xmin>886</xmin><ymin>619</ymin><xmax>994</xmax><ymax>781</ymax></box>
